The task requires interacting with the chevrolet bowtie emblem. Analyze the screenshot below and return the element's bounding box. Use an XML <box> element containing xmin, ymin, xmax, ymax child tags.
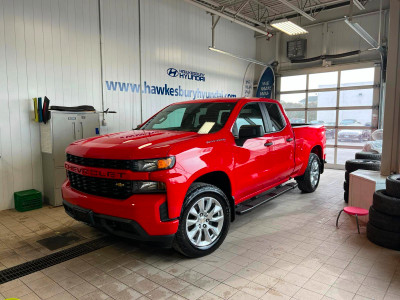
<box><xmin>115</xmin><ymin>182</ymin><xmax>125</xmax><ymax>187</ymax></box>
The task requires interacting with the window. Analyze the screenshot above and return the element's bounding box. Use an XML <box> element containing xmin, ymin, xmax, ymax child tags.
<box><xmin>280</xmin><ymin>93</ymin><xmax>306</xmax><ymax>109</ymax></box>
<box><xmin>309</xmin><ymin>71</ymin><xmax>338</xmax><ymax>89</ymax></box>
<box><xmin>308</xmin><ymin>91</ymin><xmax>337</xmax><ymax>108</ymax></box>
<box><xmin>340</xmin><ymin>67</ymin><xmax>374</xmax><ymax>87</ymax></box>
<box><xmin>278</xmin><ymin>65</ymin><xmax>379</xmax><ymax>168</ymax></box>
<box><xmin>233</xmin><ymin>103</ymin><xmax>265</xmax><ymax>137</ymax></box>
<box><xmin>264</xmin><ymin>103</ymin><xmax>285</xmax><ymax>132</ymax></box>
<box><xmin>340</xmin><ymin>89</ymin><xmax>373</xmax><ymax>107</ymax></box>
<box><xmin>286</xmin><ymin>111</ymin><xmax>305</xmax><ymax>124</ymax></box>
<box><xmin>280</xmin><ymin>75</ymin><xmax>307</xmax><ymax>92</ymax></box>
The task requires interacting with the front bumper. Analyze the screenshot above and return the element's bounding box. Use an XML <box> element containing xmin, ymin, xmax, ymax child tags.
<box><xmin>61</xmin><ymin>181</ymin><xmax>179</xmax><ymax>243</ymax></box>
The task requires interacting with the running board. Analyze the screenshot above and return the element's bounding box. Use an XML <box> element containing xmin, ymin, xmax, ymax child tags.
<box><xmin>236</xmin><ymin>182</ymin><xmax>298</xmax><ymax>215</ymax></box>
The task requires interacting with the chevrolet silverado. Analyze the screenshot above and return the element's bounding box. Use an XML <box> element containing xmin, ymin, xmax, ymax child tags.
<box><xmin>62</xmin><ymin>98</ymin><xmax>326</xmax><ymax>257</ymax></box>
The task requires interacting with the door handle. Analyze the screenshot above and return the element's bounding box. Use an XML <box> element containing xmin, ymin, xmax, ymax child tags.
<box><xmin>264</xmin><ymin>142</ymin><xmax>273</xmax><ymax>147</ymax></box>
<box><xmin>286</xmin><ymin>138</ymin><xmax>294</xmax><ymax>142</ymax></box>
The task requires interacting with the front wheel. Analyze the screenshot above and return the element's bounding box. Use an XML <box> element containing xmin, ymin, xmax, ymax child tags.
<box><xmin>173</xmin><ymin>183</ymin><xmax>230</xmax><ymax>258</ymax></box>
<box><xmin>296</xmin><ymin>153</ymin><xmax>321</xmax><ymax>193</ymax></box>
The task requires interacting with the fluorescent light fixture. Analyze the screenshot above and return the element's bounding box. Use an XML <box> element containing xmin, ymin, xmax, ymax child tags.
<box><xmin>344</xmin><ymin>18</ymin><xmax>378</xmax><ymax>48</ymax></box>
<box><xmin>271</xmin><ymin>19</ymin><xmax>308</xmax><ymax>35</ymax></box>
<box><xmin>353</xmin><ymin>0</ymin><xmax>366</xmax><ymax>10</ymax></box>
<box><xmin>209</xmin><ymin>47</ymin><xmax>270</xmax><ymax>66</ymax></box>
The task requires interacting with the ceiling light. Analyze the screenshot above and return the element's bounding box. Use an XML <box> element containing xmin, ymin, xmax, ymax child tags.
<box><xmin>271</xmin><ymin>19</ymin><xmax>308</xmax><ymax>35</ymax></box>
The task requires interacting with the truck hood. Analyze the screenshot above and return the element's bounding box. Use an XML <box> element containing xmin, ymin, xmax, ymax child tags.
<box><xmin>66</xmin><ymin>130</ymin><xmax>199</xmax><ymax>160</ymax></box>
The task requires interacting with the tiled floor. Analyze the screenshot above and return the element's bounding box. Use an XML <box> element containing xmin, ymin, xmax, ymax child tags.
<box><xmin>1</xmin><ymin>169</ymin><xmax>400</xmax><ymax>300</ymax></box>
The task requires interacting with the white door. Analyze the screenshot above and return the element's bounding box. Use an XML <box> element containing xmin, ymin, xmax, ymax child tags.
<box><xmin>80</xmin><ymin>113</ymin><xmax>100</xmax><ymax>139</ymax></box>
<box><xmin>52</xmin><ymin>113</ymin><xmax>78</xmax><ymax>167</ymax></box>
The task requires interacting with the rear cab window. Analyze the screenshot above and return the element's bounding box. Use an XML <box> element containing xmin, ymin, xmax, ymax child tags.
<box><xmin>263</xmin><ymin>102</ymin><xmax>286</xmax><ymax>133</ymax></box>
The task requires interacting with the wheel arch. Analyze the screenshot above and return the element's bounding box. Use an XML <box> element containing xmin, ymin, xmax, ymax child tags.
<box><xmin>310</xmin><ymin>144</ymin><xmax>324</xmax><ymax>174</ymax></box>
<box><xmin>191</xmin><ymin>171</ymin><xmax>236</xmax><ymax>222</ymax></box>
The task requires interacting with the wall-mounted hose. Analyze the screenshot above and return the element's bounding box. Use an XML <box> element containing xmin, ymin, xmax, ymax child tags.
<box><xmin>290</xmin><ymin>50</ymin><xmax>361</xmax><ymax>63</ymax></box>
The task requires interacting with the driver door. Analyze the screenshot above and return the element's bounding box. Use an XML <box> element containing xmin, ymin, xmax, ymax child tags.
<box><xmin>231</xmin><ymin>102</ymin><xmax>273</xmax><ymax>202</ymax></box>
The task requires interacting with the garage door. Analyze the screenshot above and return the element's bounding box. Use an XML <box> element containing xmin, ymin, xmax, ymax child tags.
<box><xmin>277</xmin><ymin>63</ymin><xmax>381</xmax><ymax>168</ymax></box>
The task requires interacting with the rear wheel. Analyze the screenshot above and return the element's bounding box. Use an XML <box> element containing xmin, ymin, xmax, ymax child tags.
<box><xmin>173</xmin><ymin>183</ymin><xmax>230</xmax><ymax>258</ymax></box>
<box><xmin>296</xmin><ymin>153</ymin><xmax>321</xmax><ymax>193</ymax></box>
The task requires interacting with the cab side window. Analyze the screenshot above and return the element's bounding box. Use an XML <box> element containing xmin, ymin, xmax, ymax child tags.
<box><xmin>232</xmin><ymin>103</ymin><xmax>266</xmax><ymax>137</ymax></box>
<box><xmin>264</xmin><ymin>103</ymin><xmax>286</xmax><ymax>132</ymax></box>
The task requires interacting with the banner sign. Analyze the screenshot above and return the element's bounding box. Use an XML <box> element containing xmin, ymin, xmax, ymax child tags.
<box><xmin>241</xmin><ymin>63</ymin><xmax>255</xmax><ymax>97</ymax></box>
<box><xmin>256</xmin><ymin>66</ymin><xmax>275</xmax><ymax>99</ymax></box>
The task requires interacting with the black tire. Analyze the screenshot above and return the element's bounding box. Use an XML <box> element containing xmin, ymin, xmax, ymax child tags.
<box><xmin>373</xmin><ymin>190</ymin><xmax>400</xmax><ymax>217</ymax></box>
<box><xmin>355</xmin><ymin>152</ymin><xmax>381</xmax><ymax>161</ymax></box>
<box><xmin>369</xmin><ymin>206</ymin><xmax>400</xmax><ymax>232</ymax></box>
<box><xmin>345</xmin><ymin>159</ymin><xmax>380</xmax><ymax>173</ymax></box>
<box><xmin>173</xmin><ymin>182</ymin><xmax>230</xmax><ymax>258</ymax></box>
<box><xmin>344</xmin><ymin>191</ymin><xmax>348</xmax><ymax>203</ymax></box>
<box><xmin>296</xmin><ymin>153</ymin><xmax>321</xmax><ymax>193</ymax></box>
<box><xmin>367</xmin><ymin>222</ymin><xmax>400</xmax><ymax>250</ymax></box>
<box><xmin>343</xmin><ymin>181</ymin><xmax>349</xmax><ymax>192</ymax></box>
<box><xmin>345</xmin><ymin>171</ymin><xmax>350</xmax><ymax>182</ymax></box>
<box><xmin>386</xmin><ymin>174</ymin><xmax>400</xmax><ymax>198</ymax></box>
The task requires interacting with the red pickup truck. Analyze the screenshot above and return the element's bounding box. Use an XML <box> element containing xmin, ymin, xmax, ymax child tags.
<box><xmin>62</xmin><ymin>98</ymin><xmax>326</xmax><ymax>257</ymax></box>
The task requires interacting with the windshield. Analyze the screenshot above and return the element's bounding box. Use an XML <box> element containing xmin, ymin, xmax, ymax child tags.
<box><xmin>140</xmin><ymin>102</ymin><xmax>237</xmax><ymax>133</ymax></box>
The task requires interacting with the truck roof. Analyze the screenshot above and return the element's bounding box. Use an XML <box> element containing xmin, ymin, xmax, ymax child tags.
<box><xmin>172</xmin><ymin>97</ymin><xmax>279</xmax><ymax>105</ymax></box>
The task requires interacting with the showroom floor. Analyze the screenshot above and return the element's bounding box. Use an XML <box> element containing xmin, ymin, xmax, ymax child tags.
<box><xmin>0</xmin><ymin>169</ymin><xmax>399</xmax><ymax>300</ymax></box>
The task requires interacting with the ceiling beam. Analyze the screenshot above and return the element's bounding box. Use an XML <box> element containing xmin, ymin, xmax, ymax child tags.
<box><xmin>196</xmin><ymin>0</ymin><xmax>266</xmax><ymax>27</ymax></box>
<box><xmin>234</xmin><ymin>0</ymin><xmax>250</xmax><ymax>16</ymax></box>
<box><xmin>276</xmin><ymin>0</ymin><xmax>316</xmax><ymax>21</ymax></box>
<box><xmin>184</xmin><ymin>0</ymin><xmax>272</xmax><ymax>35</ymax></box>
<box><xmin>266</xmin><ymin>0</ymin><xmax>347</xmax><ymax>21</ymax></box>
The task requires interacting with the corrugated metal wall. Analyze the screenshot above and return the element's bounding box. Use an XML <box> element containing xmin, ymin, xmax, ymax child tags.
<box><xmin>0</xmin><ymin>0</ymin><xmax>256</xmax><ymax>210</ymax></box>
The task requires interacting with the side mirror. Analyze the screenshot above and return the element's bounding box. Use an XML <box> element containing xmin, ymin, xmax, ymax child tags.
<box><xmin>238</xmin><ymin>125</ymin><xmax>263</xmax><ymax>139</ymax></box>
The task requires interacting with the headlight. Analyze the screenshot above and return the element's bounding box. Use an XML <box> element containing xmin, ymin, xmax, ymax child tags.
<box><xmin>134</xmin><ymin>157</ymin><xmax>175</xmax><ymax>172</ymax></box>
<box><xmin>132</xmin><ymin>181</ymin><xmax>166</xmax><ymax>193</ymax></box>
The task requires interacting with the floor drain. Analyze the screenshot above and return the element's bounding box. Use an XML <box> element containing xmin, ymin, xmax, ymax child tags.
<box><xmin>0</xmin><ymin>236</ymin><xmax>115</xmax><ymax>284</ymax></box>
<box><xmin>37</xmin><ymin>231</ymin><xmax>85</xmax><ymax>251</ymax></box>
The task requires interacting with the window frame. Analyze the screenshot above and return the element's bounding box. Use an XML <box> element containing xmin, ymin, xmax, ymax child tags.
<box><xmin>277</xmin><ymin>62</ymin><xmax>381</xmax><ymax>169</ymax></box>
<box><xmin>261</xmin><ymin>102</ymin><xmax>287</xmax><ymax>134</ymax></box>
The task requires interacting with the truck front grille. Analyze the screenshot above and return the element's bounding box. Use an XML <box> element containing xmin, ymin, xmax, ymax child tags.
<box><xmin>67</xmin><ymin>154</ymin><xmax>134</xmax><ymax>170</ymax></box>
<box><xmin>67</xmin><ymin>171</ymin><xmax>133</xmax><ymax>199</ymax></box>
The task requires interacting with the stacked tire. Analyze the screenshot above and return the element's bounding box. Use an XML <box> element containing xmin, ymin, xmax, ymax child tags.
<box><xmin>368</xmin><ymin>175</ymin><xmax>400</xmax><ymax>250</ymax></box>
<box><xmin>355</xmin><ymin>152</ymin><xmax>382</xmax><ymax>160</ymax></box>
<box><xmin>343</xmin><ymin>156</ymin><xmax>381</xmax><ymax>203</ymax></box>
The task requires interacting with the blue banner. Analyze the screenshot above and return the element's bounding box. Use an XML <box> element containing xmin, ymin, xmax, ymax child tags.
<box><xmin>256</xmin><ymin>66</ymin><xmax>275</xmax><ymax>98</ymax></box>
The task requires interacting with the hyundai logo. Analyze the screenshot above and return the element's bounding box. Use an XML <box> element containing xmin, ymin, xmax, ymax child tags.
<box><xmin>167</xmin><ymin>68</ymin><xmax>178</xmax><ymax>77</ymax></box>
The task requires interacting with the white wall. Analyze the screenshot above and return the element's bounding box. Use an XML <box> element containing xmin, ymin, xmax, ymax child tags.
<box><xmin>101</xmin><ymin>0</ymin><xmax>255</xmax><ymax>134</ymax></box>
<box><xmin>0</xmin><ymin>0</ymin><xmax>256</xmax><ymax>210</ymax></box>
<box><xmin>0</xmin><ymin>0</ymin><xmax>102</xmax><ymax>210</ymax></box>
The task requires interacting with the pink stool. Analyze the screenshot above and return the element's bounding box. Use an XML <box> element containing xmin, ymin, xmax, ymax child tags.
<box><xmin>336</xmin><ymin>207</ymin><xmax>369</xmax><ymax>234</ymax></box>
